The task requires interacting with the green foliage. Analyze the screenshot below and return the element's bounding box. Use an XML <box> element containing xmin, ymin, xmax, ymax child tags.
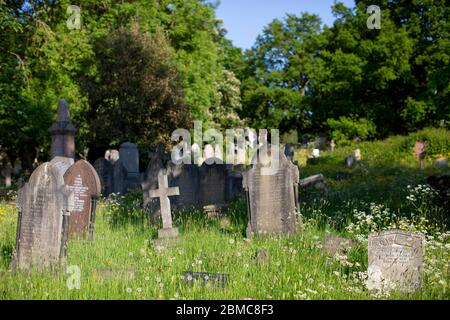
<box><xmin>104</xmin><ymin>190</ymin><xmax>146</xmax><ymax>228</ymax></box>
<box><xmin>82</xmin><ymin>23</ymin><xmax>190</xmax><ymax>152</ymax></box>
<box><xmin>327</xmin><ymin>117</ymin><xmax>376</xmax><ymax>146</ymax></box>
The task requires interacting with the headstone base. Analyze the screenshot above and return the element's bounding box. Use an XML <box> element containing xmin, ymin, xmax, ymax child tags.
<box><xmin>158</xmin><ymin>227</ymin><xmax>179</xmax><ymax>239</ymax></box>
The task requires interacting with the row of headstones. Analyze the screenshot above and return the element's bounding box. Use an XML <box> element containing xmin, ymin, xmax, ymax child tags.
<box><xmin>13</xmin><ymin>157</ymin><xmax>100</xmax><ymax>271</ymax></box>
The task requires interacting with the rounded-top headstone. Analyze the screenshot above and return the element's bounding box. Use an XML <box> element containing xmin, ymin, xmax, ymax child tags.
<box><xmin>64</xmin><ymin>160</ymin><xmax>101</xmax><ymax>238</ymax></box>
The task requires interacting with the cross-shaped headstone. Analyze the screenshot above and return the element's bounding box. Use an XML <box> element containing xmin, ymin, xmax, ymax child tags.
<box><xmin>149</xmin><ymin>172</ymin><xmax>180</xmax><ymax>230</ymax></box>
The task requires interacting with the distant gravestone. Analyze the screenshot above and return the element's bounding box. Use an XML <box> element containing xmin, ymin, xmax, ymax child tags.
<box><xmin>243</xmin><ymin>149</ymin><xmax>300</xmax><ymax>237</ymax></box>
<box><xmin>168</xmin><ymin>162</ymin><xmax>200</xmax><ymax>210</ymax></box>
<box><xmin>300</xmin><ymin>174</ymin><xmax>326</xmax><ymax>191</ymax></box>
<box><xmin>12</xmin><ymin>162</ymin><xmax>74</xmax><ymax>271</ymax></box>
<box><xmin>226</xmin><ymin>164</ymin><xmax>245</xmax><ymax>202</ymax></box>
<box><xmin>64</xmin><ymin>160</ymin><xmax>101</xmax><ymax>239</ymax></box>
<box><xmin>434</xmin><ymin>158</ymin><xmax>448</xmax><ymax>169</ymax></box>
<box><xmin>199</xmin><ymin>160</ymin><xmax>228</xmax><ymax>207</ymax></box>
<box><xmin>414</xmin><ymin>141</ymin><xmax>428</xmax><ymax>169</ymax></box>
<box><xmin>353</xmin><ymin>149</ymin><xmax>362</xmax><ymax>161</ymax></box>
<box><xmin>119</xmin><ymin>142</ymin><xmax>141</xmax><ymax>192</ymax></box>
<box><xmin>346</xmin><ymin>155</ymin><xmax>356</xmax><ymax>167</ymax></box>
<box><xmin>368</xmin><ymin>230</ymin><xmax>424</xmax><ymax>292</ymax></box>
<box><xmin>1</xmin><ymin>161</ymin><xmax>12</xmax><ymax>187</ymax></box>
<box><xmin>330</xmin><ymin>140</ymin><xmax>336</xmax><ymax>152</ymax></box>
<box><xmin>104</xmin><ymin>150</ymin><xmax>120</xmax><ymax>164</ymax></box>
<box><xmin>284</xmin><ymin>144</ymin><xmax>295</xmax><ymax>162</ymax></box>
<box><xmin>93</xmin><ymin>158</ymin><xmax>113</xmax><ymax>196</ymax></box>
<box><xmin>112</xmin><ymin>159</ymin><xmax>127</xmax><ymax>195</ymax></box>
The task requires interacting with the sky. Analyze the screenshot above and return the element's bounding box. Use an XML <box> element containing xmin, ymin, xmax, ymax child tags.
<box><xmin>216</xmin><ymin>0</ymin><xmax>356</xmax><ymax>50</ymax></box>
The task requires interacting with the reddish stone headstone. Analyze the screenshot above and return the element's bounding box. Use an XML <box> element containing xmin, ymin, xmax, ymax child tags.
<box><xmin>64</xmin><ymin>160</ymin><xmax>101</xmax><ymax>239</ymax></box>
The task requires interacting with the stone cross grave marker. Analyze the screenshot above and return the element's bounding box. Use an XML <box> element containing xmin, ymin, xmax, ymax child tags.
<box><xmin>148</xmin><ymin>171</ymin><xmax>180</xmax><ymax>241</ymax></box>
<box><xmin>64</xmin><ymin>160</ymin><xmax>101</xmax><ymax>239</ymax></box>
<box><xmin>368</xmin><ymin>230</ymin><xmax>424</xmax><ymax>292</ymax></box>
<box><xmin>12</xmin><ymin>162</ymin><xmax>74</xmax><ymax>271</ymax></box>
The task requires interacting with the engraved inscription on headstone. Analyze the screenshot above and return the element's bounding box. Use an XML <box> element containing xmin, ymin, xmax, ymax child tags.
<box><xmin>12</xmin><ymin>162</ymin><xmax>74</xmax><ymax>271</ymax></box>
<box><xmin>64</xmin><ymin>160</ymin><xmax>101</xmax><ymax>239</ymax></box>
<box><xmin>368</xmin><ymin>230</ymin><xmax>424</xmax><ymax>292</ymax></box>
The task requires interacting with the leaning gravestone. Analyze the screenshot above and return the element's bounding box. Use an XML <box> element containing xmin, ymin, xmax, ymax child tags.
<box><xmin>64</xmin><ymin>160</ymin><xmax>101</xmax><ymax>239</ymax></box>
<box><xmin>243</xmin><ymin>149</ymin><xmax>300</xmax><ymax>237</ymax></box>
<box><xmin>368</xmin><ymin>230</ymin><xmax>424</xmax><ymax>292</ymax></box>
<box><xmin>12</xmin><ymin>162</ymin><xmax>74</xmax><ymax>271</ymax></box>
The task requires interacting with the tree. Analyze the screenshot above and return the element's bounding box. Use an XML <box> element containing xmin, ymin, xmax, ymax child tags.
<box><xmin>240</xmin><ymin>13</ymin><xmax>323</xmax><ymax>132</ymax></box>
<box><xmin>81</xmin><ymin>23</ymin><xmax>190</xmax><ymax>159</ymax></box>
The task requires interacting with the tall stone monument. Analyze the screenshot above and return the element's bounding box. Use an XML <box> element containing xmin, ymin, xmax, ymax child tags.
<box><xmin>48</xmin><ymin>99</ymin><xmax>77</xmax><ymax>160</ymax></box>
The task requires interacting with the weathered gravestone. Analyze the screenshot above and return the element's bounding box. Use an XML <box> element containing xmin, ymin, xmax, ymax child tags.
<box><xmin>93</xmin><ymin>158</ymin><xmax>113</xmax><ymax>196</ymax></box>
<box><xmin>199</xmin><ymin>159</ymin><xmax>228</xmax><ymax>208</ymax></box>
<box><xmin>48</xmin><ymin>99</ymin><xmax>77</xmax><ymax>159</ymax></box>
<box><xmin>368</xmin><ymin>230</ymin><xmax>424</xmax><ymax>292</ymax></box>
<box><xmin>146</xmin><ymin>172</ymin><xmax>180</xmax><ymax>245</ymax></box>
<box><xmin>243</xmin><ymin>149</ymin><xmax>300</xmax><ymax>237</ymax></box>
<box><xmin>12</xmin><ymin>162</ymin><xmax>74</xmax><ymax>271</ymax></box>
<box><xmin>168</xmin><ymin>162</ymin><xmax>200</xmax><ymax>210</ymax></box>
<box><xmin>64</xmin><ymin>160</ymin><xmax>101</xmax><ymax>239</ymax></box>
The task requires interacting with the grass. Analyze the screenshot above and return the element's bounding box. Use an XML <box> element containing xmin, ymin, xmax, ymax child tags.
<box><xmin>0</xmin><ymin>128</ymin><xmax>449</xmax><ymax>300</ymax></box>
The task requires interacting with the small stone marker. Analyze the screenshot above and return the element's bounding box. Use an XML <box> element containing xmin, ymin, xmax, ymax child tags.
<box><xmin>434</xmin><ymin>158</ymin><xmax>448</xmax><ymax>168</ymax></box>
<box><xmin>147</xmin><ymin>172</ymin><xmax>180</xmax><ymax>242</ymax></box>
<box><xmin>64</xmin><ymin>160</ymin><xmax>101</xmax><ymax>239</ymax></box>
<box><xmin>12</xmin><ymin>162</ymin><xmax>74</xmax><ymax>271</ymax></box>
<box><xmin>322</xmin><ymin>235</ymin><xmax>356</xmax><ymax>256</ymax></box>
<box><xmin>183</xmin><ymin>272</ymin><xmax>229</xmax><ymax>288</ymax></box>
<box><xmin>330</xmin><ymin>140</ymin><xmax>336</xmax><ymax>152</ymax></box>
<box><xmin>346</xmin><ymin>155</ymin><xmax>356</xmax><ymax>167</ymax></box>
<box><xmin>255</xmin><ymin>249</ymin><xmax>270</xmax><ymax>264</ymax></box>
<box><xmin>353</xmin><ymin>149</ymin><xmax>362</xmax><ymax>161</ymax></box>
<box><xmin>368</xmin><ymin>230</ymin><xmax>424</xmax><ymax>292</ymax></box>
<box><xmin>300</xmin><ymin>174</ymin><xmax>326</xmax><ymax>190</ymax></box>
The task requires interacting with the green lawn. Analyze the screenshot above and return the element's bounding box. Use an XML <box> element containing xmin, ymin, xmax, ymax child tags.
<box><xmin>0</xmin><ymin>129</ymin><xmax>449</xmax><ymax>300</ymax></box>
